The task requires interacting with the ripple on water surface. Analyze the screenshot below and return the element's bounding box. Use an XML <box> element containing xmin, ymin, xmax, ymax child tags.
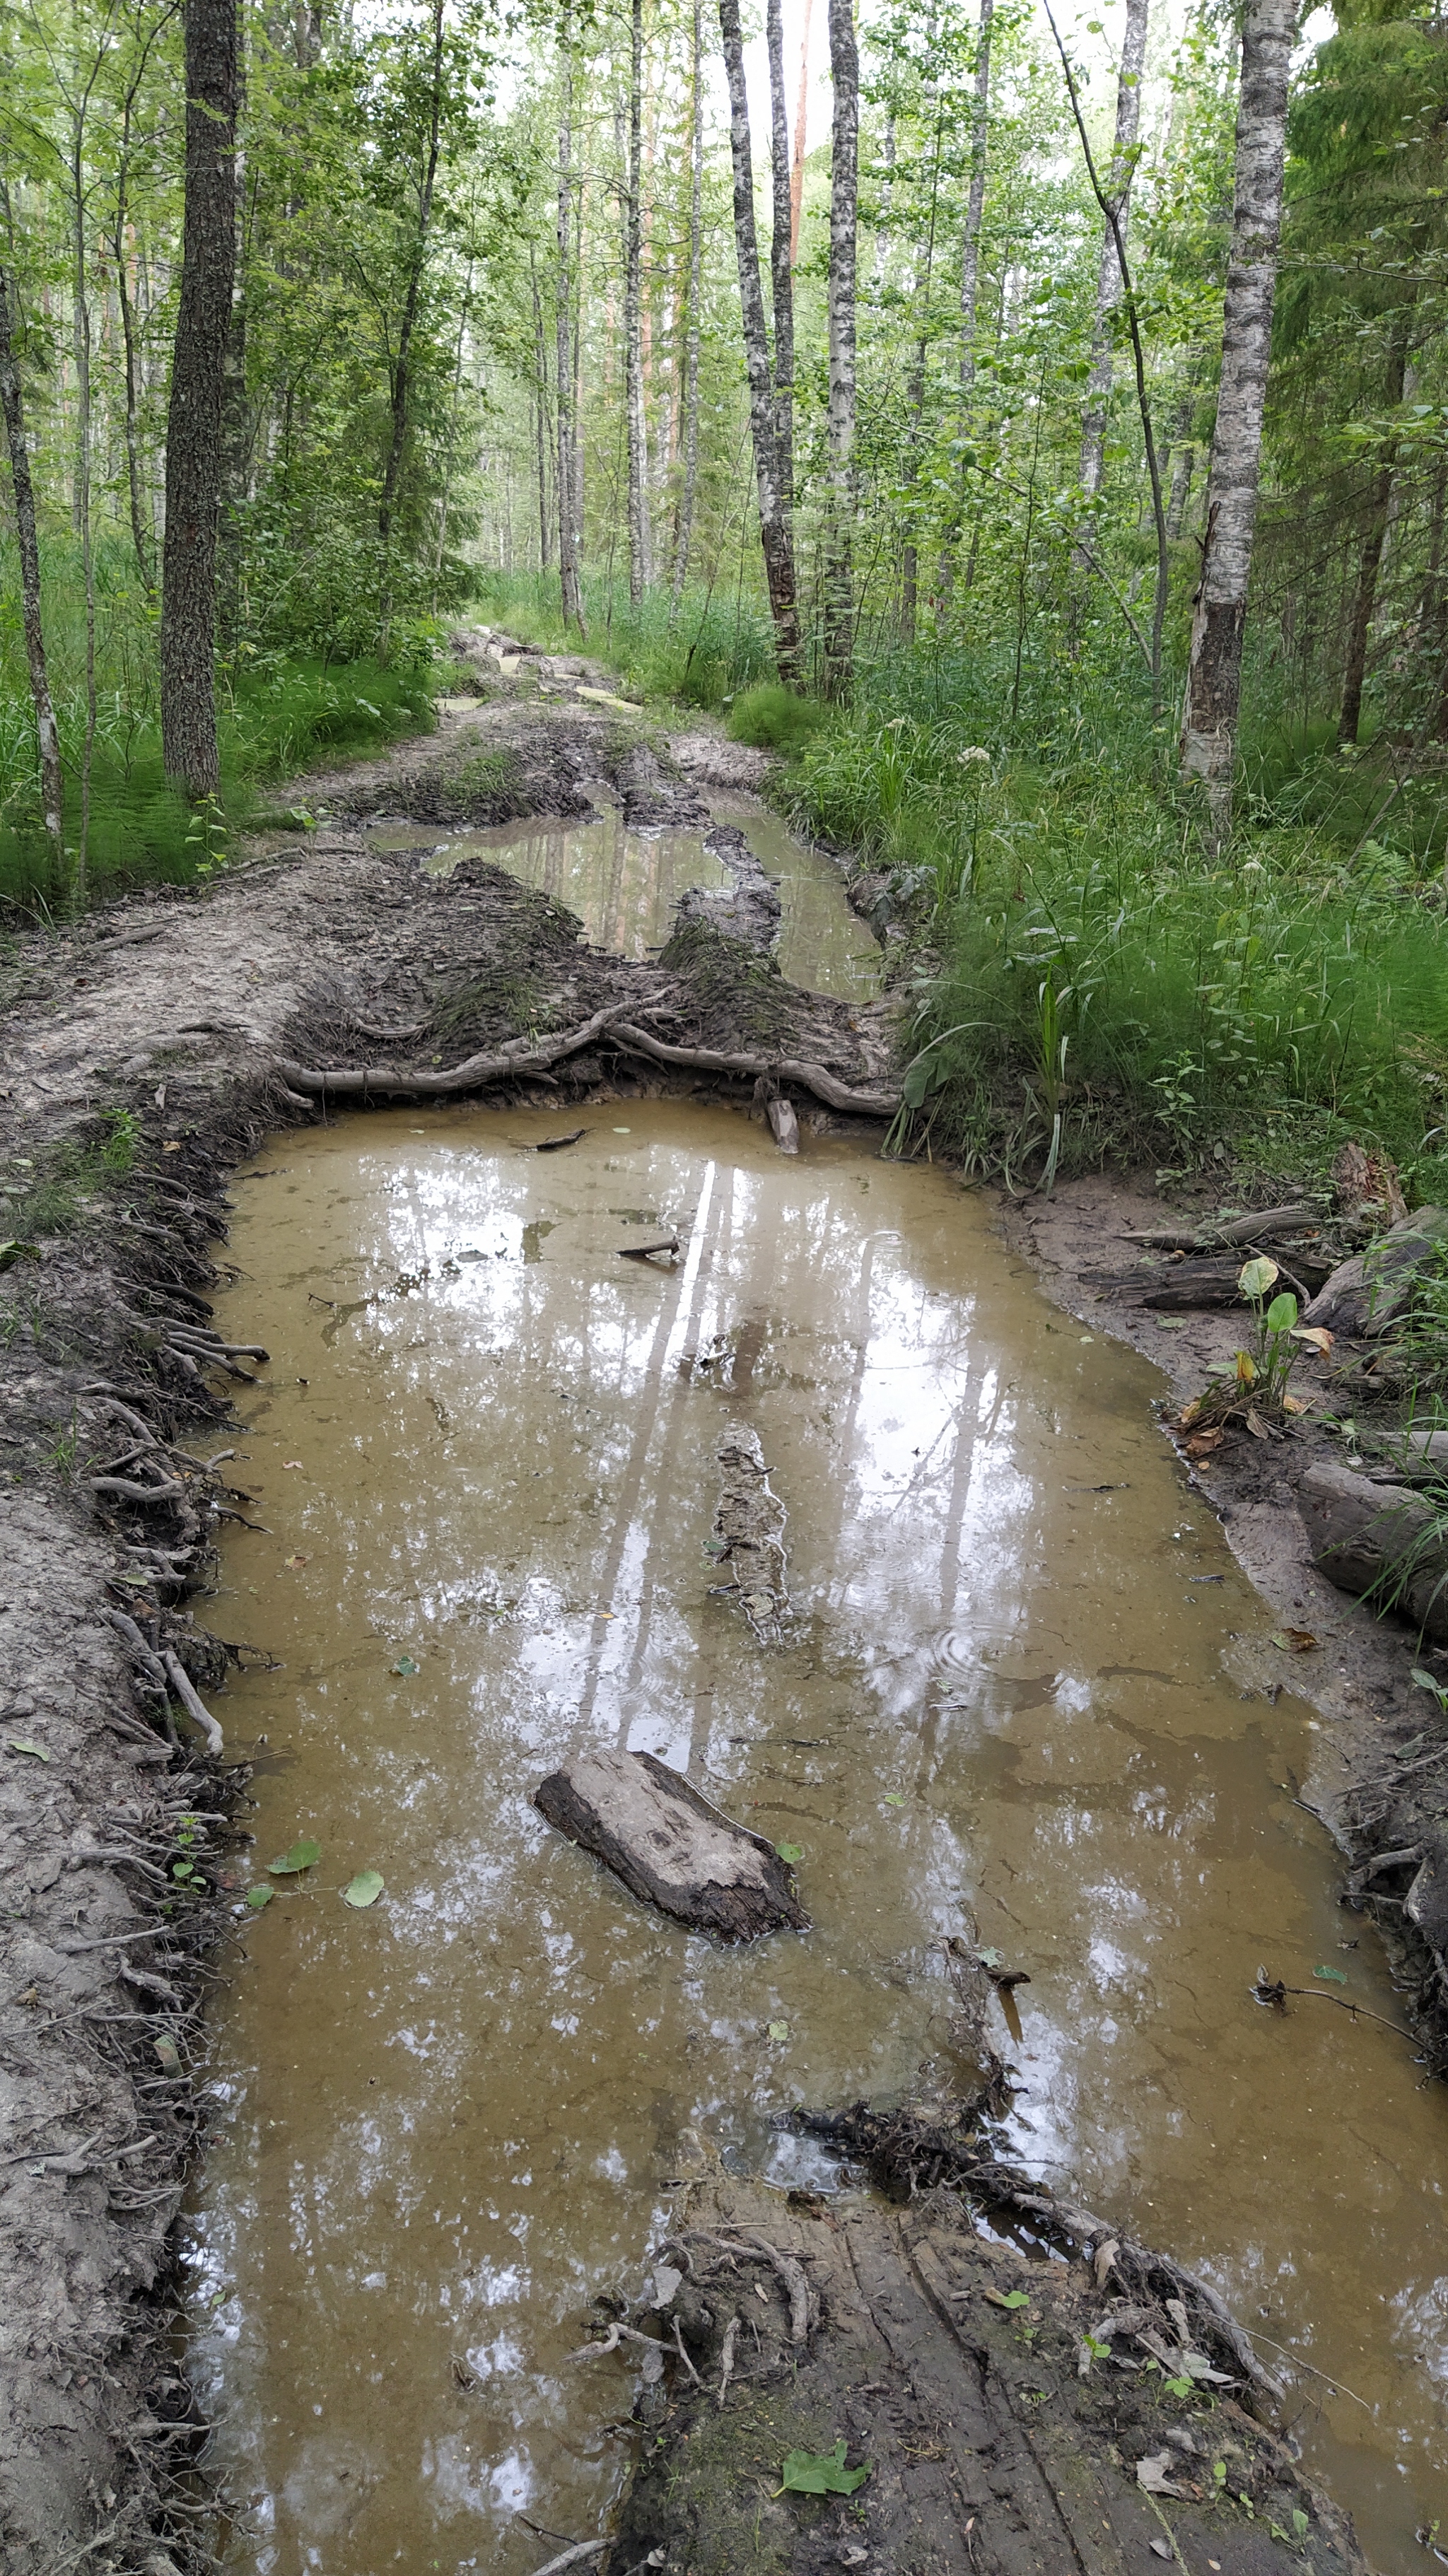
<box><xmin>191</xmin><ymin>1105</ymin><xmax>1447</xmax><ymax>2573</ymax></box>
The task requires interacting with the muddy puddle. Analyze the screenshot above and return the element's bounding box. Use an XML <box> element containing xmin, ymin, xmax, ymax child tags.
<box><xmin>363</xmin><ymin>796</ymin><xmax>881</xmax><ymax>1000</ymax></box>
<box><xmin>190</xmin><ymin>1105</ymin><xmax>1446</xmax><ymax>2572</ymax></box>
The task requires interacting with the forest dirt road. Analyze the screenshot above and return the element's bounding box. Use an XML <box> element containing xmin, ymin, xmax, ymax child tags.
<box><xmin>0</xmin><ymin>642</ymin><xmax>1433</xmax><ymax>2572</ymax></box>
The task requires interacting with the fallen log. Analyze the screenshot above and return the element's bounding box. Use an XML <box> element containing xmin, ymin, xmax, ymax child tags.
<box><xmin>609</xmin><ymin>1021</ymin><xmax>899</xmax><ymax>1118</ymax></box>
<box><xmin>1298</xmin><ymin>1460</ymin><xmax>1448</xmax><ymax>1640</ymax></box>
<box><xmin>1302</xmin><ymin>1205</ymin><xmax>1448</xmax><ymax>1337</ymax></box>
<box><xmin>535</xmin><ymin>1747</ymin><xmax>809</xmax><ymax>1941</ymax></box>
<box><xmin>1119</xmin><ymin>1202</ymin><xmax>1319</xmax><ymax>1252</ymax></box>
<box><xmin>274</xmin><ymin>1003</ymin><xmax>630</xmax><ymax>1100</ymax></box>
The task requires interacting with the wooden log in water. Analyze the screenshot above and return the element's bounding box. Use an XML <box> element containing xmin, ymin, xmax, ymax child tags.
<box><xmin>534</xmin><ymin>1747</ymin><xmax>809</xmax><ymax>1941</ymax></box>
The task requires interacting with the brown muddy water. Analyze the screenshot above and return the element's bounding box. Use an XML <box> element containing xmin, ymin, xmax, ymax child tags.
<box><xmin>363</xmin><ymin>797</ymin><xmax>882</xmax><ymax>1000</ymax></box>
<box><xmin>189</xmin><ymin>1104</ymin><xmax>1447</xmax><ymax>2574</ymax></box>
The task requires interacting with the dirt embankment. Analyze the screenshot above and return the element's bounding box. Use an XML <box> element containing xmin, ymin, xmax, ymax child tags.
<box><xmin>1000</xmin><ymin>1176</ymin><xmax>1448</xmax><ymax>2078</ymax></box>
<box><xmin>0</xmin><ymin>670</ymin><xmax>899</xmax><ymax>2570</ymax></box>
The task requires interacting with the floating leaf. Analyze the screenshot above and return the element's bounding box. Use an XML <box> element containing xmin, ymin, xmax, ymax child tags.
<box><xmin>1271</xmin><ymin>1628</ymin><xmax>1318</xmax><ymax>1653</ymax></box>
<box><xmin>776</xmin><ymin>1842</ymin><xmax>803</xmax><ymax>1865</ymax></box>
<box><xmin>976</xmin><ymin>1945</ymin><xmax>1003</xmax><ymax>1969</ymax></box>
<box><xmin>282</xmin><ymin>1458</ymin><xmax>304</xmax><ymax>1470</ymax></box>
<box><xmin>342</xmin><ymin>1869</ymin><xmax>385</xmax><ymax>1909</ymax></box>
<box><xmin>390</xmin><ymin>1653</ymin><xmax>419</xmax><ymax>1677</ymax></box>
<box><xmin>7</xmin><ymin>1738</ymin><xmax>49</xmax><ymax>1761</ymax></box>
<box><xmin>778</xmin><ymin>2442</ymin><xmax>870</xmax><ymax>2498</ymax></box>
<box><xmin>1238</xmin><ymin>1256</ymin><xmax>1279</xmax><ymax>1301</ymax></box>
<box><xmin>1312</xmin><ymin>1963</ymin><xmax>1348</xmax><ymax>1984</ymax></box>
<box><xmin>282</xmin><ymin>1552</ymin><xmax>310</xmax><ymax>1570</ymax></box>
<box><xmin>883</xmin><ymin>1792</ymin><xmax>906</xmax><ymax>1807</ymax></box>
<box><xmin>268</xmin><ymin>1837</ymin><xmax>320</xmax><ymax>1875</ymax></box>
<box><xmin>245</xmin><ymin>1884</ymin><xmax>274</xmax><ymax>1909</ymax></box>
<box><xmin>767</xmin><ymin>2020</ymin><xmax>788</xmax><ymax>2042</ymax></box>
<box><xmin>984</xmin><ymin>2288</ymin><xmax>1030</xmax><ymax>2311</ymax></box>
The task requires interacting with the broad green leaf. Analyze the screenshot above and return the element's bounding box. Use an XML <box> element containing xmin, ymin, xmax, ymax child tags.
<box><xmin>269</xmin><ymin>1836</ymin><xmax>321</xmax><ymax>1875</ymax></box>
<box><xmin>390</xmin><ymin>1653</ymin><xmax>419</xmax><ymax>1677</ymax></box>
<box><xmin>985</xmin><ymin>2288</ymin><xmax>1030</xmax><ymax>2311</ymax></box>
<box><xmin>1238</xmin><ymin>1256</ymin><xmax>1279</xmax><ymax>1301</ymax></box>
<box><xmin>342</xmin><ymin>1869</ymin><xmax>385</xmax><ymax>1908</ymax></box>
<box><xmin>7</xmin><ymin>1738</ymin><xmax>49</xmax><ymax>1760</ymax></box>
<box><xmin>1313</xmin><ymin>1963</ymin><xmax>1348</xmax><ymax>1984</ymax></box>
<box><xmin>778</xmin><ymin>2441</ymin><xmax>870</xmax><ymax>2497</ymax></box>
<box><xmin>0</xmin><ymin>1241</ymin><xmax>40</xmax><ymax>1272</ymax></box>
<box><xmin>883</xmin><ymin>1791</ymin><xmax>906</xmax><ymax>1806</ymax></box>
<box><xmin>1292</xmin><ymin>2509</ymin><xmax>1309</xmax><ymax>2539</ymax></box>
<box><xmin>245</xmin><ymin>1884</ymin><xmax>274</xmax><ymax>1909</ymax></box>
<box><xmin>767</xmin><ymin>2020</ymin><xmax>788</xmax><ymax>2042</ymax></box>
<box><xmin>1264</xmin><ymin>1292</ymin><xmax>1298</xmax><ymax>1333</ymax></box>
<box><xmin>776</xmin><ymin>1841</ymin><xmax>802</xmax><ymax>1865</ymax></box>
<box><xmin>153</xmin><ymin>2035</ymin><xmax>182</xmax><ymax>2074</ymax></box>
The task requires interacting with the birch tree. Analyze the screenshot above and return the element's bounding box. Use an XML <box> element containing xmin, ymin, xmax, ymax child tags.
<box><xmin>823</xmin><ymin>0</ymin><xmax>858</xmax><ymax>696</ymax></box>
<box><xmin>0</xmin><ymin>218</ymin><xmax>64</xmax><ymax>886</ymax></box>
<box><xmin>766</xmin><ymin>0</ymin><xmax>794</xmax><ymax>505</ymax></box>
<box><xmin>556</xmin><ymin>1</ymin><xmax>584</xmax><ymax>630</ymax></box>
<box><xmin>718</xmin><ymin>0</ymin><xmax>800</xmax><ymax>678</ymax></box>
<box><xmin>1179</xmin><ymin>0</ymin><xmax>1297</xmax><ymax>841</ymax></box>
<box><xmin>670</xmin><ymin>0</ymin><xmax>703</xmax><ymax>613</ymax></box>
<box><xmin>624</xmin><ymin>0</ymin><xmax>648</xmax><ymax>605</ymax></box>
<box><xmin>1079</xmin><ymin>0</ymin><xmax>1149</xmax><ymax>499</ymax></box>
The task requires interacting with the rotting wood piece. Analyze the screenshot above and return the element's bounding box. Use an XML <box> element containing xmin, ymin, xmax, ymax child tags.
<box><xmin>1118</xmin><ymin>1202</ymin><xmax>1319</xmax><ymax>1251</ymax></box>
<box><xmin>1298</xmin><ymin>1459</ymin><xmax>1448</xmax><ymax>1641</ymax></box>
<box><xmin>1302</xmin><ymin>1205</ymin><xmax>1448</xmax><ymax>1338</ymax></box>
<box><xmin>534</xmin><ymin>1747</ymin><xmax>809</xmax><ymax>1940</ymax></box>
<box><xmin>765</xmin><ymin>1096</ymin><xmax>799</xmax><ymax>1154</ymax></box>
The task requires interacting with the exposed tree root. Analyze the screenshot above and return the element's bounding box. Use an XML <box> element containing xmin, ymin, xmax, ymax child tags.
<box><xmin>609</xmin><ymin>1021</ymin><xmax>900</xmax><ymax>1116</ymax></box>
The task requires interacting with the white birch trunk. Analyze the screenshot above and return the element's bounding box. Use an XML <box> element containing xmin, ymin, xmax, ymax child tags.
<box><xmin>624</xmin><ymin>0</ymin><xmax>648</xmax><ymax>607</ymax></box>
<box><xmin>556</xmin><ymin>10</ymin><xmax>585</xmax><ymax>631</ymax></box>
<box><xmin>718</xmin><ymin>0</ymin><xmax>800</xmax><ymax>678</ymax></box>
<box><xmin>1179</xmin><ymin>0</ymin><xmax>1297</xmax><ymax>841</ymax></box>
<box><xmin>824</xmin><ymin>0</ymin><xmax>858</xmax><ymax>696</ymax></box>
<box><xmin>670</xmin><ymin>0</ymin><xmax>703</xmax><ymax>616</ymax></box>
<box><xmin>1079</xmin><ymin>0</ymin><xmax>1149</xmax><ymax>499</ymax></box>
<box><xmin>766</xmin><ymin>0</ymin><xmax>795</xmax><ymax>505</ymax></box>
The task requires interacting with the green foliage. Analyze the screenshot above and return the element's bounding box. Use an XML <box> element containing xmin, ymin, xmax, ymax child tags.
<box><xmin>725</xmin><ymin>684</ymin><xmax>832</xmax><ymax>754</ymax></box>
<box><xmin>469</xmin><ymin>569</ymin><xmax>776</xmax><ymax>708</ymax></box>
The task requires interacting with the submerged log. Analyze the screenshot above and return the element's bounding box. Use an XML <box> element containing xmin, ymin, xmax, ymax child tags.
<box><xmin>1298</xmin><ymin>1460</ymin><xmax>1448</xmax><ymax>1641</ymax></box>
<box><xmin>535</xmin><ymin>1747</ymin><xmax>809</xmax><ymax>1940</ymax></box>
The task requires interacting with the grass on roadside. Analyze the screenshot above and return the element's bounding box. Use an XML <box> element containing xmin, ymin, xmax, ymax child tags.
<box><xmin>468</xmin><ymin>568</ymin><xmax>776</xmax><ymax>709</ymax></box>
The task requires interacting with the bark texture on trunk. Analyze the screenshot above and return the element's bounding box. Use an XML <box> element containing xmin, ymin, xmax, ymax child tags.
<box><xmin>959</xmin><ymin>0</ymin><xmax>993</xmax><ymax>393</ymax></box>
<box><xmin>789</xmin><ymin>0</ymin><xmax>814</xmax><ymax>266</ymax></box>
<box><xmin>1079</xmin><ymin>0</ymin><xmax>1148</xmax><ymax>499</ymax></box>
<box><xmin>556</xmin><ymin>8</ymin><xmax>585</xmax><ymax>631</ymax></box>
<box><xmin>377</xmin><ymin>0</ymin><xmax>445</xmax><ymax>551</ymax></box>
<box><xmin>670</xmin><ymin>0</ymin><xmax>704</xmax><ymax>613</ymax></box>
<box><xmin>1179</xmin><ymin>0</ymin><xmax>1297</xmax><ymax>842</ymax></box>
<box><xmin>718</xmin><ymin>0</ymin><xmax>800</xmax><ymax>679</ymax></box>
<box><xmin>766</xmin><ymin>0</ymin><xmax>795</xmax><ymax>505</ymax></box>
<box><xmin>1338</xmin><ymin>346</ymin><xmax>1407</xmax><ymax>745</ymax></box>
<box><xmin>160</xmin><ymin>0</ymin><xmax>240</xmax><ymax>798</ymax></box>
<box><xmin>535</xmin><ymin>1748</ymin><xmax>810</xmax><ymax>1941</ymax></box>
<box><xmin>823</xmin><ymin>0</ymin><xmax>858</xmax><ymax>697</ymax></box>
<box><xmin>0</xmin><ymin>244</ymin><xmax>64</xmax><ymax>882</ymax></box>
<box><xmin>625</xmin><ymin>0</ymin><xmax>648</xmax><ymax>607</ymax></box>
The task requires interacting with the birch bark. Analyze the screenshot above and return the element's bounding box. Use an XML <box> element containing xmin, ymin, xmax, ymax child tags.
<box><xmin>1179</xmin><ymin>0</ymin><xmax>1297</xmax><ymax>841</ymax></box>
<box><xmin>0</xmin><ymin>226</ymin><xmax>64</xmax><ymax>886</ymax></box>
<box><xmin>670</xmin><ymin>0</ymin><xmax>703</xmax><ymax>615</ymax></box>
<box><xmin>790</xmin><ymin>0</ymin><xmax>814</xmax><ymax>265</ymax></box>
<box><xmin>823</xmin><ymin>0</ymin><xmax>858</xmax><ymax>696</ymax></box>
<box><xmin>1079</xmin><ymin>0</ymin><xmax>1149</xmax><ymax>499</ymax></box>
<box><xmin>766</xmin><ymin>0</ymin><xmax>795</xmax><ymax>505</ymax></box>
<box><xmin>718</xmin><ymin>0</ymin><xmax>800</xmax><ymax>678</ymax></box>
<box><xmin>624</xmin><ymin>0</ymin><xmax>648</xmax><ymax>606</ymax></box>
<box><xmin>556</xmin><ymin>6</ymin><xmax>585</xmax><ymax>630</ymax></box>
<box><xmin>959</xmin><ymin>0</ymin><xmax>993</xmax><ymax>394</ymax></box>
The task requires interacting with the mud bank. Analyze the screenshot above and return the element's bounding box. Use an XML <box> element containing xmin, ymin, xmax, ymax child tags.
<box><xmin>1004</xmin><ymin>1176</ymin><xmax>1448</xmax><ymax>2076</ymax></box>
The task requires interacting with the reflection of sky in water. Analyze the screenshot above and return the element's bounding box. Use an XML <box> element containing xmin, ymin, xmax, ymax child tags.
<box><xmin>189</xmin><ymin>1106</ymin><xmax>1448</xmax><ymax>2575</ymax></box>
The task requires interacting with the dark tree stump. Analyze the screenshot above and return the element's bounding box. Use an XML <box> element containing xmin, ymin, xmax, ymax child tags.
<box><xmin>535</xmin><ymin>1747</ymin><xmax>810</xmax><ymax>1941</ymax></box>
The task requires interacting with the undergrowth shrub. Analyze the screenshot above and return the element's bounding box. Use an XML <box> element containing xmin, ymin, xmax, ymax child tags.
<box><xmin>469</xmin><ymin>568</ymin><xmax>775</xmax><ymax>708</ymax></box>
<box><xmin>725</xmin><ymin>683</ymin><xmax>831</xmax><ymax>754</ymax></box>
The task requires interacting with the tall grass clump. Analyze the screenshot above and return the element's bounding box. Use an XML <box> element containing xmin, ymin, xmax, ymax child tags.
<box><xmin>469</xmin><ymin>567</ymin><xmax>776</xmax><ymax>707</ymax></box>
<box><xmin>0</xmin><ymin>533</ymin><xmax>440</xmax><ymax>913</ymax></box>
<box><xmin>790</xmin><ymin>701</ymin><xmax>1448</xmax><ymax>1190</ymax></box>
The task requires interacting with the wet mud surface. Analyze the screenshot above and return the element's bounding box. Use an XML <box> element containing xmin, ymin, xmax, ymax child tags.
<box><xmin>189</xmin><ymin>1106</ymin><xmax>1445</xmax><ymax>2572</ymax></box>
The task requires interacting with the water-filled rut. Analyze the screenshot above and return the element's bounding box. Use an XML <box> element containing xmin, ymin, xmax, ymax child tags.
<box><xmin>191</xmin><ymin>1104</ymin><xmax>1447</xmax><ymax>2571</ymax></box>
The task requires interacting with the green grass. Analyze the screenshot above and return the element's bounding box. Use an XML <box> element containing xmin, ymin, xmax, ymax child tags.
<box><xmin>726</xmin><ymin>682</ymin><xmax>831</xmax><ymax>754</ymax></box>
<box><xmin>469</xmin><ymin>567</ymin><xmax>776</xmax><ymax>709</ymax></box>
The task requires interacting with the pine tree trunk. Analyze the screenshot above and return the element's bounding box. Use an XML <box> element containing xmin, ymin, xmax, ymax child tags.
<box><xmin>160</xmin><ymin>0</ymin><xmax>240</xmax><ymax>799</ymax></box>
<box><xmin>217</xmin><ymin>69</ymin><xmax>249</xmax><ymax>659</ymax></box>
<box><xmin>556</xmin><ymin>7</ymin><xmax>585</xmax><ymax>631</ymax></box>
<box><xmin>766</xmin><ymin>0</ymin><xmax>795</xmax><ymax>505</ymax></box>
<box><xmin>670</xmin><ymin>0</ymin><xmax>704</xmax><ymax>616</ymax></box>
<box><xmin>70</xmin><ymin>110</ymin><xmax>98</xmax><ymax>901</ymax></box>
<box><xmin>823</xmin><ymin>0</ymin><xmax>858</xmax><ymax>698</ymax></box>
<box><xmin>718</xmin><ymin>0</ymin><xmax>800</xmax><ymax>680</ymax></box>
<box><xmin>0</xmin><ymin>238</ymin><xmax>65</xmax><ymax>884</ymax></box>
<box><xmin>1079</xmin><ymin>0</ymin><xmax>1149</xmax><ymax>499</ymax></box>
<box><xmin>1179</xmin><ymin>0</ymin><xmax>1297</xmax><ymax>845</ymax></box>
<box><xmin>625</xmin><ymin>0</ymin><xmax>648</xmax><ymax>608</ymax></box>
